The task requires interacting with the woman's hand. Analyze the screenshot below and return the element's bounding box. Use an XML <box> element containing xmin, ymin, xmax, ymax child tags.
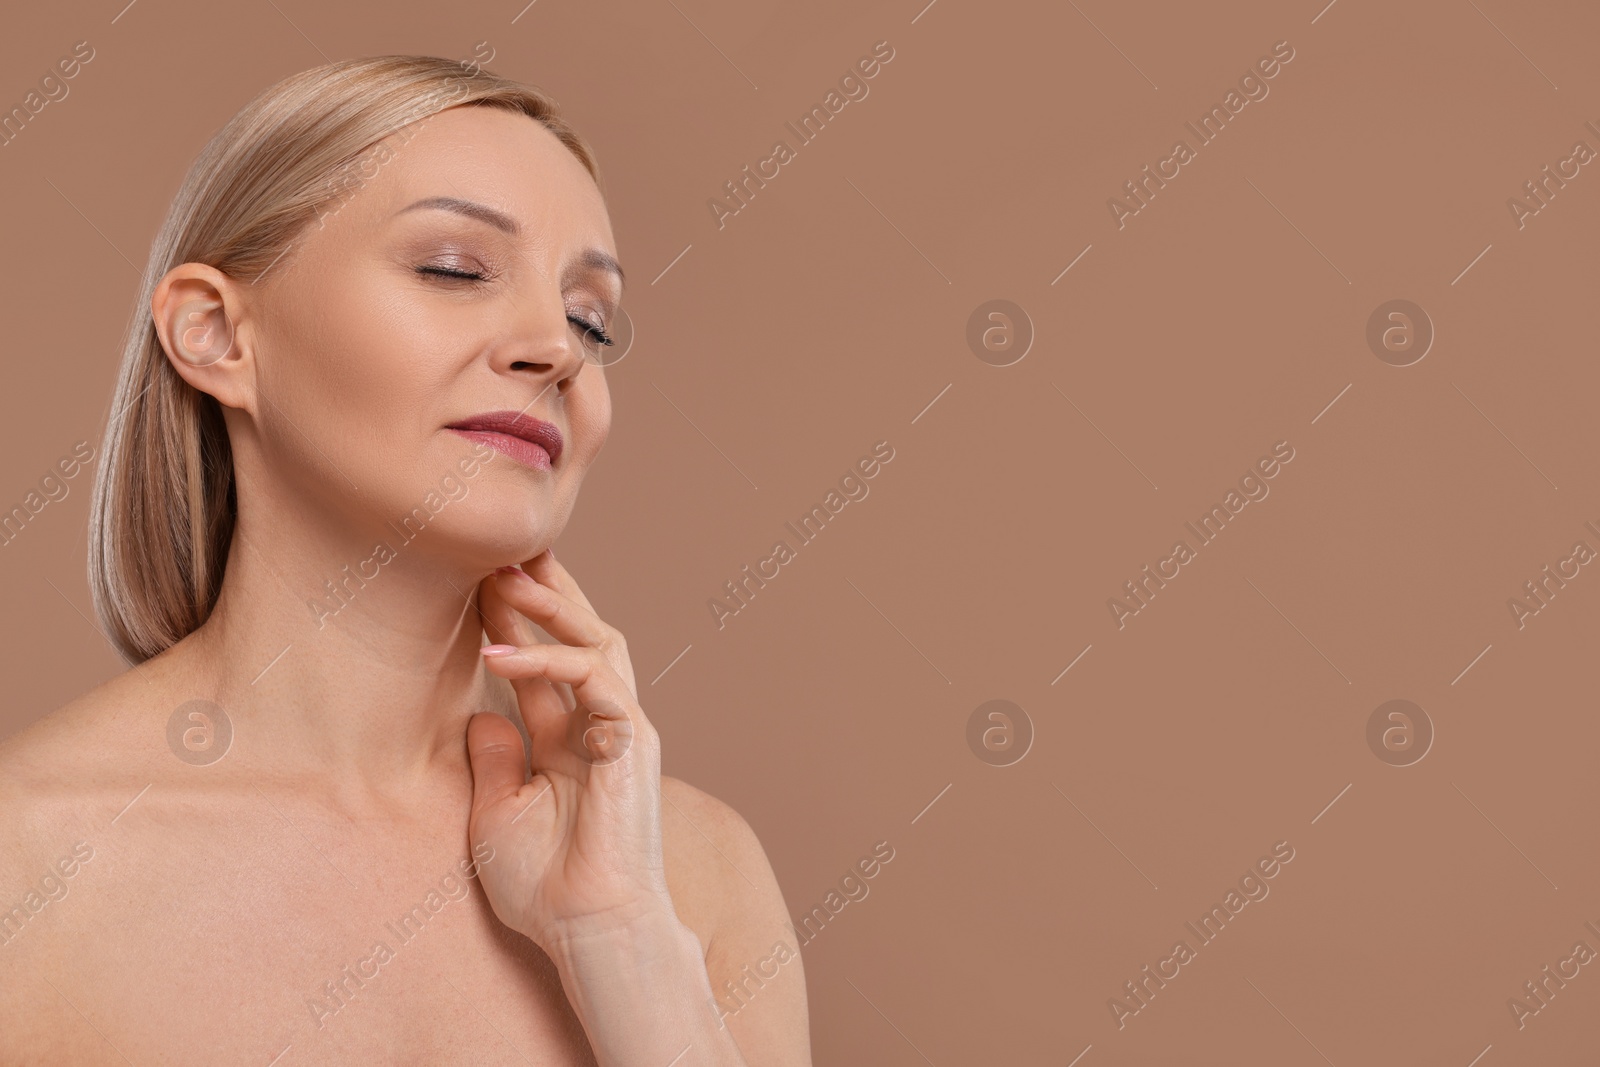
<box><xmin>463</xmin><ymin>551</ymin><xmax>758</xmax><ymax>1066</ymax></box>
<box><xmin>464</xmin><ymin>549</ymin><xmax>674</xmax><ymax>952</ymax></box>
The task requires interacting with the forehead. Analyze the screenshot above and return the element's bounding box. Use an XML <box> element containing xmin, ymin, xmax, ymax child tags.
<box><xmin>363</xmin><ymin>104</ymin><xmax>614</xmax><ymax>249</ymax></box>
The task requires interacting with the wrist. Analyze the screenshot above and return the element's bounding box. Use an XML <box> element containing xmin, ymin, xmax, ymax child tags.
<box><xmin>543</xmin><ymin>895</ymin><xmax>688</xmax><ymax>961</ymax></box>
<box><xmin>547</xmin><ymin>904</ymin><xmax>744</xmax><ymax>1066</ymax></box>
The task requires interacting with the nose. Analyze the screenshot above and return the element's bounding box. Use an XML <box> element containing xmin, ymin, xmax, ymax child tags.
<box><xmin>493</xmin><ymin>283</ymin><xmax>588</xmax><ymax>400</ymax></box>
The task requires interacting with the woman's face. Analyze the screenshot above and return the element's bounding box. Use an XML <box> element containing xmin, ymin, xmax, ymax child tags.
<box><xmin>227</xmin><ymin>104</ymin><xmax>622</xmax><ymax>567</ymax></box>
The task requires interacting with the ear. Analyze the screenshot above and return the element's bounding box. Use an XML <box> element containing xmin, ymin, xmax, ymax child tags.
<box><xmin>151</xmin><ymin>262</ymin><xmax>255</xmax><ymax>413</ymax></box>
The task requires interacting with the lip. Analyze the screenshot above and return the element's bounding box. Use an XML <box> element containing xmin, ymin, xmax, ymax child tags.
<box><xmin>446</xmin><ymin>411</ymin><xmax>564</xmax><ymax>471</ymax></box>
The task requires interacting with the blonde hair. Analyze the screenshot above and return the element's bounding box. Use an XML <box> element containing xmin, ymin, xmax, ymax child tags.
<box><xmin>88</xmin><ymin>54</ymin><xmax>600</xmax><ymax>665</ymax></box>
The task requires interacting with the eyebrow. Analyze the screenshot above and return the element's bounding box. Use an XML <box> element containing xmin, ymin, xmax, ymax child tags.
<box><xmin>397</xmin><ymin>195</ymin><xmax>626</xmax><ymax>289</ymax></box>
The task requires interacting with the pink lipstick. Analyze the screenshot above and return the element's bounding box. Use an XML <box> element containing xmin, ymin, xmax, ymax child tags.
<box><xmin>446</xmin><ymin>411</ymin><xmax>564</xmax><ymax>471</ymax></box>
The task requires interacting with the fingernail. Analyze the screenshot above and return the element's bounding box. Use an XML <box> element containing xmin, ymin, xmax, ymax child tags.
<box><xmin>494</xmin><ymin>565</ymin><xmax>523</xmax><ymax>578</ymax></box>
<box><xmin>481</xmin><ymin>644</ymin><xmax>518</xmax><ymax>657</ymax></box>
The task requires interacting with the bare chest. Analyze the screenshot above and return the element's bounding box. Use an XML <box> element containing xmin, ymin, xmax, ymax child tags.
<box><xmin>2</xmin><ymin>806</ymin><xmax>595</xmax><ymax>1066</ymax></box>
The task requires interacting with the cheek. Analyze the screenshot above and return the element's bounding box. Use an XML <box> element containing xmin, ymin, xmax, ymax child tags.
<box><xmin>278</xmin><ymin>272</ymin><xmax>461</xmax><ymax>442</ymax></box>
<box><xmin>251</xmin><ymin>290</ymin><xmax>464</xmax><ymax>522</ymax></box>
<box><xmin>567</xmin><ymin>369</ymin><xmax>612</xmax><ymax>465</ymax></box>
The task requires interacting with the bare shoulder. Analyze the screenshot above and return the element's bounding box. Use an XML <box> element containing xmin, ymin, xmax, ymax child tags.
<box><xmin>659</xmin><ymin>777</ymin><xmax>763</xmax><ymax>915</ymax></box>
<box><xmin>0</xmin><ymin>661</ymin><xmax>175</xmax><ymax>803</ymax></box>
<box><xmin>659</xmin><ymin>775</ymin><xmax>812</xmax><ymax>1065</ymax></box>
<box><xmin>0</xmin><ymin>656</ymin><xmax>192</xmax><ymax>881</ymax></box>
<box><xmin>660</xmin><ymin>773</ymin><xmax>752</xmax><ymax>839</ymax></box>
<box><xmin>0</xmin><ymin>667</ymin><xmax>176</xmax><ymax>1063</ymax></box>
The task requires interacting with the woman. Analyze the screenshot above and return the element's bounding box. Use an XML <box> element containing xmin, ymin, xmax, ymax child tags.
<box><xmin>0</xmin><ymin>55</ymin><xmax>810</xmax><ymax>1065</ymax></box>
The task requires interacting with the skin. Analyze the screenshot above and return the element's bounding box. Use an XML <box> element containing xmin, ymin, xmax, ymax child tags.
<box><xmin>0</xmin><ymin>105</ymin><xmax>811</xmax><ymax>1065</ymax></box>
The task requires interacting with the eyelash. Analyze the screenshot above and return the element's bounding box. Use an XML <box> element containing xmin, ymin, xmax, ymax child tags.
<box><xmin>415</xmin><ymin>264</ymin><xmax>615</xmax><ymax>347</ymax></box>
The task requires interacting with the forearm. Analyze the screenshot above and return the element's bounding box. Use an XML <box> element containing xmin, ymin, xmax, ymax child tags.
<box><xmin>549</xmin><ymin>908</ymin><xmax>749</xmax><ymax>1067</ymax></box>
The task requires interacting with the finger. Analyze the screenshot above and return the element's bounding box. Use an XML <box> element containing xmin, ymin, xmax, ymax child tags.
<box><xmin>465</xmin><ymin>712</ymin><xmax>529</xmax><ymax>822</ymax></box>
<box><xmin>478</xmin><ymin>570</ymin><xmax>541</xmax><ymax>648</ymax></box>
<box><xmin>476</xmin><ymin>573</ymin><xmax>575</xmax><ymax>743</ymax></box>
<box><xmin>492</xmin><ymin>567</ymin><xmax>618</xmax><ymax>652</ymax></box>
<box><xmin>522</xmin><ymin>549</ymin><xmax>597</xmax><ymax>614</ymax></box>
<box><xmin>490</xmin><ymin>643</ymin><xmax>575</xmax><ymax>740</ymax></box>
<box><xmin>564</xmin><ymin>693</ymin><xmax>636</xmax><ymax>768</ymax></box>
<box><xmin>483</xmin><ymin>571</ymin><xmax>572</xmax><ymax>696</ymax></box>
<box><xmin>481</xmin><ymin>643</ymin><xmax>655</xmax><ymax>763</ymax></box>
<box><xmin>491</xmin><ymin>566</ymin><xmax>637</xmax><ymax>702</ymax></box>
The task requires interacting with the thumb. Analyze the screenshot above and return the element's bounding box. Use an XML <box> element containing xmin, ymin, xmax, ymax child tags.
<box><xmin>466</xmin><ymin>711</ymin><xmax>528</xmax><ymax>826</ymax></box>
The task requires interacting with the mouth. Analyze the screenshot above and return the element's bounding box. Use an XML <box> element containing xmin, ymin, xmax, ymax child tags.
<box><xmin>446</xmin><ymin>411</ymin><xmax>564</xmax><ymax>471</ymax></box>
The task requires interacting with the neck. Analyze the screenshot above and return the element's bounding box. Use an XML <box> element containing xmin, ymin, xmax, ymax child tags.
<box><xmin>171</xmin><ymin>498</ymin><xmax>522</xmax><ymax>811</ymax></box>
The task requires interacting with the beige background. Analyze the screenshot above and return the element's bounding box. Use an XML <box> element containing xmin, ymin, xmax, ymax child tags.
<box><xmin>5</xmin><ymin>0</ymin><xmax>1600</xmax><ymax>1062</ymax></box>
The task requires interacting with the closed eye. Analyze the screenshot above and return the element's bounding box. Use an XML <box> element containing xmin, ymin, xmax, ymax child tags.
<box><xmin>571</xmin><ymin>315</ymin><xmax>614</xmax><ymax>347</ymax></box>
<box><xmin>416</xmin><ymin>265</ymin><xmax>487</xmax><ymax>281</ymax></box>
<box><xmin>416</xmin><ymin>265</ymin><xmax>614</xmax><ymax>346</ymax></box>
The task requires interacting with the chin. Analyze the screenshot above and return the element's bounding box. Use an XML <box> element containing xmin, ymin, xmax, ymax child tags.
<box><xmin>369</xmin><ymin>447</ymin><xmax>564</xmax><ymax>550</ymax></box>
<box><xmin>420</xmin><ymin>507</ymin><xmax>560</xmax><ymax>569</ymax></box>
